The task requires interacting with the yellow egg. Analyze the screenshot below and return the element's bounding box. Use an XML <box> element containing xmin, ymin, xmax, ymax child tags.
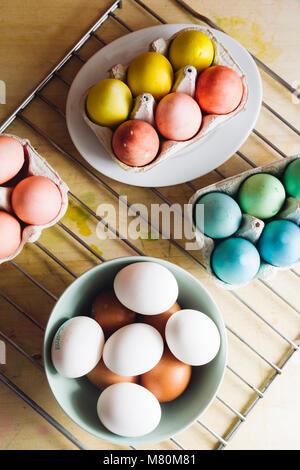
<box><xmin>86</xmin><ymin>78</ymin><xmax>132</xmax><ymax>127</ymax></box>
<box><xmin>169</xmin><ymin>30</ymin><xmax>214</xmax><ymax>72</ymax></box>
<box><xmin>127</xmin><ymin>52</ymin><xmax>174</xmax><ymax>101</ymax></box>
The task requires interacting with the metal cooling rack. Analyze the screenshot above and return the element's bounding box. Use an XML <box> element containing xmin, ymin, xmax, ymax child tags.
<box><xmin>0</xmin><ymin>0</ymin><xmax>300</xmax><ymax>450</ymax></box>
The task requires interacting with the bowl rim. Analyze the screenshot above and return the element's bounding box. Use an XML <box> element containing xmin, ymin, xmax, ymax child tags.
<box><xmin>43</xmin><ymin>256</ymin><xmax>228</xmax><ymax>446</ymax></box>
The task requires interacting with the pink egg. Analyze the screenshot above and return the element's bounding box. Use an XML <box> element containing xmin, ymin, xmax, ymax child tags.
<box><xmin>12</xmin><ymin>176</ymin><xmax>62</xmax><ymax>225</ymax></box>
<box><xmin>196</xmin><ymin>65</ymin><xmax>243</xmax><ymax>115</ymax></box>
<box><xmin>155</xmin><ymin>92</ymin><xmax>202</xmax><ymax>141</ymax></box>
<box><xmin>112</xmin><ymin>120</ymin><xmax>159</xmax><ymax>167</ymax></box>
<box><xmin>0</xmin><ymin>211</ymin><xmax>21</xmax><ymax>258</ymax></box>
<box><xmin>0</xmin><ymin>136</ymin><xmax>24</xmax><ymax>184</ymax></box>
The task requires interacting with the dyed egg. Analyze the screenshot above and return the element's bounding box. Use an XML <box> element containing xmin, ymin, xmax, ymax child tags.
<box><xmin>165</xmin><ymin>309</ymin><xmax>220</xmax><ymax>366</ymax></box>
<box><xmin>211</xmin><ymin>237</ymin><xmax>261</xmax><ymax>284</ymax></box>
<box><xmin>0</xmin><ymin>135</ymin><xmax>24</xmax><ymax>184</ymax></box>
<box><xmin>51</xmin><ymin>316</ymin><xmax>105</xmax><ymax>378</ymax></box>
<box><xmin>103</xmin><ymin>323</ymin><xmax>163</xmax><ymax>376</ymax></box>
<box><xmin>139</xmin><ymin>301</ymin><xmax>181</xmax><ymax>339</ymax></box>
<box><xmin>196</xmin><ymin>65</ymin><xmax>243</xmax><ymax>114</ymax></box>
<box><xmin>112</xmin><ymin>120</ymin><xmax>159</xmax><ymax>167</ymax></box>
<box><xmin>86</xmin><ymin>358</ymin><xmax>137</xmax><ymax>390</ymax></box>
<box><xmin>238</xmin><ymin>173</ymin><xmax>286</xmax><ymax>219</ymax></box>
<box><xmin>140</xmin><ymin>348</ymin><xmax>191</xmax><ymax>402</ymax></box>
<box><xmin>97</xmin><ymin>382</ymin><xmax>161</xmax><ymax>437</ymax></box>
<box><xmin>155</xmin><ymin>92</ymin><xmax>202</xmax><ymax>141</ymax></box>
<box><xmin>258</xmin><ymin>220</ymin><xmax>300</xmax><ymax>267</ymax></box>
<box><xmin>283</xmin><ymin>159</ymin><xmax>300</xmax><ymax>198</ymax></box>
<box><xmin>86</xmin><ymin>78</ymin><xmax>132</xmax><ymax>128</ymax></box>
<box><xmin>0</xmin><ymin>211</ymin><xmax>21</xmax><ymax>258</ymax></box>
<box><xmin>12</xmin><ymin>176</ymin><xmax>62</xmax><ymax>225</ymax></box>
<box><xmin>91</xmin><ymin>289</ymin><xmax>136</xmax><ymax>338</ymax></box>
<box><xmin>127</xmin><ymin>51</ymin><xmax>173</xmax><ymax>101</ymax></box>
<box><xmin>169</xmin><ymin>30</ymin><xmax>214</xmax><ymax>72</ymax></box>
<box><xmin>194</xmin><ymin>192</ymin><xmax>242</xmax><ymax>239</ymax></box>
<box><xmin>114</xmin><ymin>261</ymin><xmax>179</xmax><ymax>315</ymax></box>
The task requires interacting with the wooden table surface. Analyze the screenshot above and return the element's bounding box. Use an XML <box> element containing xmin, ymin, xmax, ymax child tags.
<box><xmin>0</xmin><ymin>0</ymin><xmax>300</xmax><ymax>450</ymax></box>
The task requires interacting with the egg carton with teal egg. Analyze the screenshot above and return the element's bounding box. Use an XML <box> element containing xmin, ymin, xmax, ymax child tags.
<box><xmin>81</xmin><ymin>25</ymin><xmax>248</xmax><ymax>173</ymax></box>
<box><xmin>188</xmin><ymin>155</ymin><xmax>300</xmax><ymax>290</ymax></box>
<box><xmin>0</xmin><ymin>134</ymin><xmax>69</xmax><ymax>264</ymax></box>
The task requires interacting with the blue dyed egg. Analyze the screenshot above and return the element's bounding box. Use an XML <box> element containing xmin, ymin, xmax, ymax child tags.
<box><xmin>211</xmin><ymin>237</ymin><xmax>261</xmax><ymax>285</ymax></box>
<box><xmin>258</xmin><ymin>219</ymin><xmax>300</xmax><ymax>267</ymax></box>
<box><xmin>194</xmin><ymin>192</ymin><xmax>242</xmax><ymax>239</ymax></box>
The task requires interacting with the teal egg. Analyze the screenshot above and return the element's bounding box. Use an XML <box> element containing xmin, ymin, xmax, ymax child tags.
<box><xmin>258</xmin><ymin>219</ymin><xmax>300</xmax><ymax>267</ymax></box>
<box><xmin>211</xmin><ymin>238</ymin><xmax>261</xmax><ymax>285</ymax></box>
<box><xmin>194</xmin><ymin>192</ymin><xmax>242</xmax><ymax>239</ymax></box>
<box><xmin>283</xmin><ymin>159</ymin><xmax>300</xmax><ymax>198</ymax></box>
<box><xmin>238</xmin><ymin>173</ymin><xmax>285</xmax><ymax>219</ymax></box>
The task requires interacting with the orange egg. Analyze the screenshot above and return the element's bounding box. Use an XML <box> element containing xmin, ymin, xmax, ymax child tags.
<box><xmin>87</xmin><ymin>358</ymin><xmax>137</xmax><ymax>390</ymax></box>
<box><xmin>91</xmin><ymin>289</ymin><xmax>136</xmax><ymax>338</ymax></box>
<box><xmin>196</xmin><ymin>65</ymin><xmax>243</xmax><ymax>115</ymax></box>
<box><xmin>140</xmin><ymin>348</ymin><xmax>192</xmax><ymax>402</ymax></box>
<box><xmin>112</xmin><ymin>119</ymin><xmax>159</xmax><ymax>167</ymax></box>
<box><xmin>155</xmin><ymin>92</ymin><xmax>202</xmax><ymax>141</ymax></box>
<box><xmin>0</xmin><ymin>136</ymin><xmax>24</xmax><ymax>184</ymax></box>
<box><xmin>0</xmin><ymin>211</ymin><xmax>21</xmax><ymax>258</ymax></box>
<box><xmin>12</xmin><ymin>176</ymin><xmax>62</xmax><ymax>225</ymax></box>
<box><xmin>139</xmin><ymin>301</ymin><xmax>181</xmax><ymax>339</ymax></box>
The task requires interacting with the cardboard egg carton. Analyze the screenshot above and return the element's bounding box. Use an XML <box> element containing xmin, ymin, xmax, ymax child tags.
<box><xmin>81</xmin><ymin>26</ymin><xmax>249</xmax><ymax>173</ymax></box>
<box><xmin>0</xmin><ymin>134</ymin><xmax>69</xmax><ymax>264</ymax></box>
<box><xmin>188</xmin><ymin>155</ymin><xmax>300</xmax><ymax>290</ymax></box>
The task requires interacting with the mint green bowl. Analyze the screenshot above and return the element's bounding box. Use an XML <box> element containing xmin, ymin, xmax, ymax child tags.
<box><xmin>43</xmin><ymin>256</ymin><xmax>227</xmax><ymax>446</ymax></box>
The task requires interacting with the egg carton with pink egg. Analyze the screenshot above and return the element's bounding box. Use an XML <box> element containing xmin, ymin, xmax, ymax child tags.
<box><xmin>188</xmin><ymin>155</ymin><xmax>300</xmax><ymax>290</ymax></box>
<box><xmin>0</xmin><ymin>134</ymin><xmax>69</xmax><ymax>263</ymax></box>
<box><xmin>81</xmin><ymin>26</ymin><xmax>248</xmax><ymax>173</ymax></box>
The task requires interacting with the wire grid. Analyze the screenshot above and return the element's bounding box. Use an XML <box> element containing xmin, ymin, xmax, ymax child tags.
<box><xmin>0</xmin><ymin>0</ymin><xmax>300</xmax><ymax>451</ymax></box>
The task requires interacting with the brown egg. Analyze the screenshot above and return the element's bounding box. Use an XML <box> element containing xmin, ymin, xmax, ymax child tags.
<box><xmin>140</xmin><ymin>301</ymin><xmax>181</xmax><ymax>339</ymax></box>
<box><xmin>87</xmin><ymin>359</ymin><xmax>137</xmax><ymax>390</ymax></box>
<box><xmin>140</xmin><ymin>348</ymin><xmax>191</xmax><ymax>402</ymax></box>
<box><xmin>91</xmin><ymin>289</ymin><xmax>136</xmax><ymax>338</ymax></box>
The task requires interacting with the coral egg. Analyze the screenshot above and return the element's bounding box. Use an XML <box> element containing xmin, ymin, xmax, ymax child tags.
<box><xmin>0</xmin><ymin>211</ymin><xmax>22</xmax><ymax>258</ymax></box>
<box><xmin>0</xmin><ymin>135</ymin><xmax>24</xmax><ymax>184</ymax></box>
<box><xmin>155</xmin><ymin>92</ymin><xmax>202</xmax><ymax>141</ymax></box>
<box><xmin>12</xmin><ymin>176</ymin><xmax>62</xmax><ymax>225</ymax></box>
<box><xmin>112</xmin><ymin>119</ymin><xmax>159</xmax><ymax>167</ymax></box>
<box><xmin>140</xmin><ymin>348</ymin><xmax>191</xmax><ymax>402</ymax></box>
<box><xmin>196</xmin><ymin>65</ymin><xmax>243</xmax><ymax>115</ymax></box>
<box><xmin>91</xmin><ymin>289</ymin><xmax>136</xmax><ymax>338</ymax></box>
<box><xmin>87</xmin><ymin>358</ymin><xmax>137</xmax><ymax>391</ymax></box>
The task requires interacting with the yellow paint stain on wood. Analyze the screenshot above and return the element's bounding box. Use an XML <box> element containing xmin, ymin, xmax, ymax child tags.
<box><xmin>215</xmin><ymin>16</ymin><xmax>282</xmax><ymax>62</ymax></box>
<box><xmin>90</xmin><ymin>243</ymin><xmax>103</xmax><ymax>257</ymax></box>
<box><xmin>63</xmin><ymin>204</ymin><xmax>92</xmax><ymax>237</ymax></box>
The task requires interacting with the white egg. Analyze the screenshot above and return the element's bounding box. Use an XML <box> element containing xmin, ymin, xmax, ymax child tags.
<box><xmin>103</xmin><ymin>323</ymin><xmax>163</xmax><ymax>376</ymax></box>
<box><xmin>51</xmin><ymin>316</ymin><xmax>105</xmax><ymax>378</ymax></box>
<box><xmin>114</xmin><ymin>261</ymin><xmax>178</xmax><ymax>315</ymax></box>
<box><xmin>97</xmin><ymin>382</ymin><xmax>161</xmax><ymax>437</ymax></box>
<box><xmin>165</xmin><ymin>309</ymin><xmax>220</xmax><ymax>366</ymax></box>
